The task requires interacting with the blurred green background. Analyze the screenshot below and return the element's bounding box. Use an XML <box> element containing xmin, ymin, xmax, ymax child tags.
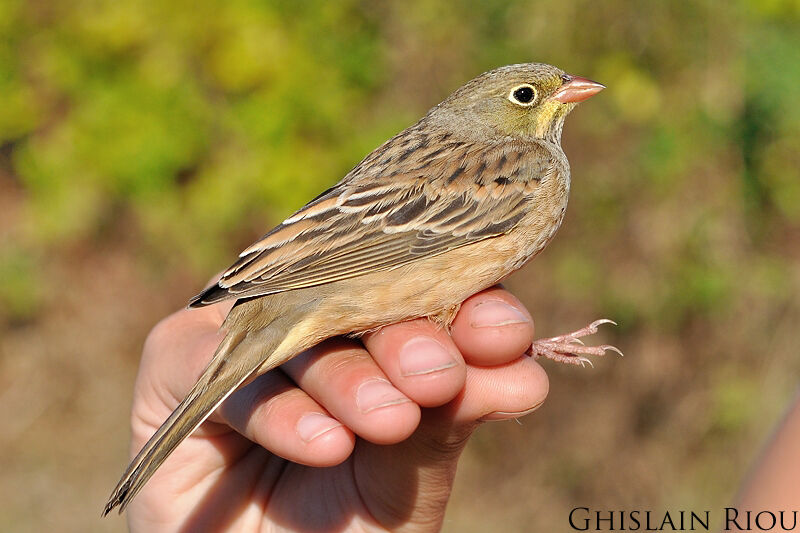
<box><xmin>1</xmin><ymin>0</ymin><xmax>799</xmax><ymax>531</ymax></box>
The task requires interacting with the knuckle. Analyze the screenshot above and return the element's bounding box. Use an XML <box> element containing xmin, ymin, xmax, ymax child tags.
<box><xmin>143</xmin><ymin>312</ymin><xmax>183</xmax><ymax>353</ymax></box>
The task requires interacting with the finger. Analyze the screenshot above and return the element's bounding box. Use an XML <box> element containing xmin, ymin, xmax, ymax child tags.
<box><xmin>218</xmin><ymin>369</ymin><xmax>356</xmax><ymax>467</ymax></box>
<box><xmin>281</xmin><ymin>338</ymin><xmax>421</xmax><ymax>445</ymax></box>
<box><xmin>451</xmin><ymin>356</ymin><xmax>549</xmax><ymax>424</ymax></box>
<box><xmin>450</xmin><ymin>286</ymin><xmax>535</xmax><ymax>366</ymax></box>
<box><xmin>361</xmin><ymin>319</ymin><xmax>466</xmax><ymax>407</ymax></box>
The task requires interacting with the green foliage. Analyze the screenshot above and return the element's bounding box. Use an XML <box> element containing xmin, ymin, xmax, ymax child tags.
<box><xmin>0</xmin><ymin>245</ymin><xmax>41</xmax><ymax>321</ymax></box>
<box><xmin>3</xmin><ymin>0</ymin><xmax>390</xmax><ymax>274</ymax></box>
<box><xmin>709</xmin><ymin>373</ymin><xmax>760</xmax><ymax>436</ymax></box>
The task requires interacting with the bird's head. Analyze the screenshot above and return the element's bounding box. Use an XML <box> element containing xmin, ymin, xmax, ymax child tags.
<box><xmin>430</xmin><ymin>63</ymin><xmax>604</xmax><ymax>143</ymax></box>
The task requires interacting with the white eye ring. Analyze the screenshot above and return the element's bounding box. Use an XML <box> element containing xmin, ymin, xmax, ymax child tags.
<box><xmin>508</xmin><ymin>84</ymin><xmax>538</xmax><ymax>106</ymax></box>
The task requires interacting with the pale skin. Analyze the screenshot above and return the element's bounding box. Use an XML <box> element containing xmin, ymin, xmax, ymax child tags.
<box><xmin>736</xmin><ymin>392</ymin><xmax>800</xmax><ymax>512</ymax></box>
<box><xmin>126</xmin><ymin>286</ymin><xmax>548</xmax><ymax>532</ymax></box>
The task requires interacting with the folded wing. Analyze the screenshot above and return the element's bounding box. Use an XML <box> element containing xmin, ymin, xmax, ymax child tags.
<box><xmin>190</xmin><ymin>138</ymin><xmax>551</xmax><ymax>307</ymax></box>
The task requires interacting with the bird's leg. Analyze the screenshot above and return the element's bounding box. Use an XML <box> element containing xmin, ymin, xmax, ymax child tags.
<box><xmin>429</xmin><ymin>303</ymin><xmax>462</xmax><ymax>332</ymax></box>
<box><xmin>527</xmin><ymin>319</ymin><xmax>622</xmax><ymax>368</ymax></box>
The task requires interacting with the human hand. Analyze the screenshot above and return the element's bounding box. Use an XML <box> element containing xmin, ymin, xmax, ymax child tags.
<box><xmin>125</xmin><ymin>286</ymin><xmax>548</xmax><ymax>532</ymax></box>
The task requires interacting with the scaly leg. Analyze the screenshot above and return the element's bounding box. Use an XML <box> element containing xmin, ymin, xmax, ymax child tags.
<box><xmin>527</xmin><ymin>319</ymin><xmax>622</xmax><ymax>367</ymax></box>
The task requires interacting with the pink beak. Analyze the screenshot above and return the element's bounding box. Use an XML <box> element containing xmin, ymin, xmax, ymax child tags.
<box><xmin>551</xmin><ymin>76</ymin><xmax>605</xmax><ymax>103</ymax></box>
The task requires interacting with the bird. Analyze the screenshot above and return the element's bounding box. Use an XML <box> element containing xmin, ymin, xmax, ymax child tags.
<box><xmin>104</xmin><ymin>62</ymin><xmax>613</xmax><ymax>515</ymax></box>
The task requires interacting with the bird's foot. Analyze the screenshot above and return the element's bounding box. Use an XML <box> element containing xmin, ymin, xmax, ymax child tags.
<box><xmin>527</xmin><ymin>319</ymin><xmax>622</xmax><ymax>368</ymax></box>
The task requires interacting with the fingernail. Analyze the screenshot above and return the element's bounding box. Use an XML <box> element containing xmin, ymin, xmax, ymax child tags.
<box><xmin>470</xmin><ymin>300</ymin><xmax>530</xmax><ymax>328</ymax></box>
<box><xmin>296</xmin><ymin>413</ymin><xmax>343</xmax><ymax>442</ymax></box>
<box><xmin>399</xmin><ymin>336</ymin><xmax>458</xmax><ymax>376</ymax></box>
<box><xmin>480</xmin><ymin>401</ymin><xmax>545</xmax><ymax>422</ymax></box>
<box><xmin>356</xmin><ymin>378</ymin><xmax>411</xmax><ymax>413</ymax></box>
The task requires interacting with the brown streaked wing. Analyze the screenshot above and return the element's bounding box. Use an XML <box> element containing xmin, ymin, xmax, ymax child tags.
<box><xmin>189</xmin><ymin>140</ymin><xmax>550</xmax><ymax>307</ymax></box>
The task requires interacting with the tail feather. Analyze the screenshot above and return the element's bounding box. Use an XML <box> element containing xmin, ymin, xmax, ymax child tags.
<box><xmin>103</xmin><ymin>317</ymin><xmax>294</xmax><ymax>515</ymax></box>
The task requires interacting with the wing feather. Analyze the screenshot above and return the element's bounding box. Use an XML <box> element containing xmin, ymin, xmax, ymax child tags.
<box><xmin>190</xmin><ymin>138</ymin><xmax>553</xmax><ymax>307</ymax></box>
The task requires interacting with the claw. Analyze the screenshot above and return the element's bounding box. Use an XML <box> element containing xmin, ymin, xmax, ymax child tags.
<box><xmin>602</xmin><ymin>345</ymin><xmax>624</xmax><ymax>357</ymax></box>
<box><xmin>589</xmin><ymin>318</ymin><xmax>617</xmax><ymax>329</ymax></box>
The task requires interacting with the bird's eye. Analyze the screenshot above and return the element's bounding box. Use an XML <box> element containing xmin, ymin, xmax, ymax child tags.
<box><xmin>509</xmin><ymin>84</ymin><xmax>537</xmax><ymax>106</ymax></box>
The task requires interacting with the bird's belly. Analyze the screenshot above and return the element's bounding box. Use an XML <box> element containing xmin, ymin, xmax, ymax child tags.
<box><xmin>309</xmin><ymin>243</ymin><xmax>504</xmax><ymax>333</ymax></box>
<box><xmin>317</xmin><ymin>218</ymin><xmax>561</xmax><ymax>334</ymax></box>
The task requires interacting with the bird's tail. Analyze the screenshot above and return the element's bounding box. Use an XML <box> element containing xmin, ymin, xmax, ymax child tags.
<box><xmin>103</xmin><ymin>310</ymin><xmax>303</xmax><ymax>516</ymax></box>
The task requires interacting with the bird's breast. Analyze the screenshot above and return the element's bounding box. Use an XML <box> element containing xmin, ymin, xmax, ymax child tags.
<box><xmin>507</xmin><ymin>162</ymin><xmax>570</xmax><ymax>271</ymax></box>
